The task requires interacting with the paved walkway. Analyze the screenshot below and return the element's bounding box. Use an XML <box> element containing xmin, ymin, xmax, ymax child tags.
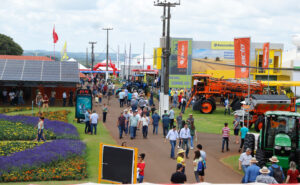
<box><xmin>96</xmin><ymin>95</ymin><xmax>242</xmax><ymax>183</ymax></box>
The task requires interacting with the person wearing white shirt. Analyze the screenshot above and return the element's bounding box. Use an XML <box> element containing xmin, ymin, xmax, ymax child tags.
<box><xmin>179</xmin><ymin>123</ymin><xmax>191</xmax><ymax>158</ymax></box>
<box><xmin>193</xmin><ymin>79</ymin><xmax>198</xmax><ymax>92</ymax></box>
<box><xmin>165</xmin><ymin>125</ymin><xmax>179</xmax><ymax>159</ymax></box>
<box><xmin>90</xmin><ymin>110</ymin><xmax>99</xmax><ymax>135</ymax></box>
<box><xmin>139</xmin><ymin>114</ymin><xmax>149</xmax><ymax>138</ymax></box>
<box><xmin>119</xmin><ymin>89</ymin><xmax>125</xmax><ymax>107</ymax></box>
<box><xmin>62</xmin><ymin>91</ymin><xmax>67</xmax><ymax>107</ymax></box>
<box><xmin>169</xmin><ymin>107</ymin><xmax>175</xmax><ymax>128</ymax></box>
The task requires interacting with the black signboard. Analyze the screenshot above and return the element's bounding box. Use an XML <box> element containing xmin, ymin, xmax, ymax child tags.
<box><xmin>75</xmin><ymin>89</ymin><xmax>92</xmax><ymax>119</ymax></box>
<box><xmin>98</xmin><ymin>143</ymin><xmax>138</xmax><ymax>184</ymax></box>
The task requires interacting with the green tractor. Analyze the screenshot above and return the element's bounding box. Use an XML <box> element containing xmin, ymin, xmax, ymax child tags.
<box><xmin>244</xmin><ymin>111</ymin><xmax>300</xmax><ymax>170</ymax></box>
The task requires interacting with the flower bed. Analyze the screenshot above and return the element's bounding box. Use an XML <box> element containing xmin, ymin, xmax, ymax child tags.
<box><xmin>0</xmin><ymin>114</ymin><xmax>79</xmax><ymax>139</ymax></box>
<box><xmin>0</xmin><ymin>121</ymin><xmax>56</xmax><ymax>140</ymax></box>
<box><xmin>0</xmin><ymin>107</ymin><xmax>31</xmax><ymax>114</ymax></box>
<box><xmin>25</xmin><ymin>110</ymin><xmax>71</xmax><ymax>123</ymax></box>
<box><xmin>0</xmin><ymin>141</ymin><xmax>42</xmax><ymax>156</ymax></box>
<box><xmin>0</xmin><ymin>156</ymin><xmax>87</xmax><ymax>182</ymax></box>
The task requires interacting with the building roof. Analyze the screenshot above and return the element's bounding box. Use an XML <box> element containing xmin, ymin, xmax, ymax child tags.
<box><xmin>0</xmin><ymin>55</ymin><xmax>53</xmax><ymax>61</ymax></box>
<box><xmin>0</xmin><ymin>60</ymin><xmax>79</xmax><ymax>83</ymax></box>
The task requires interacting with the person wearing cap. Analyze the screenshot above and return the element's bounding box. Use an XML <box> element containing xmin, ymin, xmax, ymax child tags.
<box><xmin>239</xmin><ymin>148</ymin><xmax>252</xmax><ymax>173</ymax></box>
<box><xmin>268</xmin><ymin>156</ymin><xmax>285</xmax><ymax>183</ymax></box>
<box><xmin>151</xmin><ymin>111</ymin><xmax>160</xmax><ymax>135</ymax></box>
<box><xmin>255</xmin><ymin>166</ymin><xmax>278</xmax><ymax>184</ymax></box>
<box><xmin>244</xmin><ymin>157</ymin><xmax>260</xmax><ymax>183</ymax></box>
<box><xmin>129</xmin><ymin>111</ymin><xmax>139</xmax><ymax>139</ymax></box>
<box><xmin>176</xmin><ymin>149</ymin><xmax>186</xmax><ymax>173</ymax></box>
<box><xmin>170</xmin><ymin>163</ymin><xmax>187</xmax><ymax>184</ymax></box>
<box><xmin>165</xmin><ymin>125</ymin><xmax>179</xmax><ymax>159</ymax></box>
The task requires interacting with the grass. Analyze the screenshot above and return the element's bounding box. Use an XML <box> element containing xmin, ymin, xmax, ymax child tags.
<box><xmin>3</xmin><ymin>106</ymin><xmax>116</xmax><ymax>185</ymax></box>
<box><xmin>221</xmin><ymin>154</ymin><xmax>244</xmax><ymax>176</ymax></box>
<box><xmin>174</xmin><ymin>106</ymin><xmax>235</xmax><ymax>134</ymax></box>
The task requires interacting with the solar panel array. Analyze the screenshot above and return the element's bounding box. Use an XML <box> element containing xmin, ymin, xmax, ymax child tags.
<box><xmin>0</xmin><ymin>60</ymin><xmax>79</xmax><ymax>83</ymax></box>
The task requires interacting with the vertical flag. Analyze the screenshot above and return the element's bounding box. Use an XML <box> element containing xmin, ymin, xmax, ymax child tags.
<box><xmin>157</xmin><ymin>48</ymin><xmax>162</xmax><ymax>70</ymax></box>
<box><xmin>61</xmin><ymin>41</ymin><xmax>69</xmax><ymax>61</ymax></box>
<box><xmin>262</xmin><ymin>42</ymin><xmax>270</xmax><ymax>68</ymax></box>
<box><xmin>53</xmin><ymin>26</ymin><xmax>58</xmax><ymax>43</ymax></box>
<box><xmin>153</xmin><ymin>48</ymin><xmax>157</xmax><ymax>69</ymax></box>
<box><xmin>177</xmin><ymin>41</ymin><xmax>188</xmax><ymax>68</ymax></box>
<box><xmin>234</xmin><ymin>38</ymin><xmax>250</xmax><ymax>78</ymax></box>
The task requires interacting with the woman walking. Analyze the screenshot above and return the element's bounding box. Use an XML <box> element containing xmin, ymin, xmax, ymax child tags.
<box><xmin>286</xmin><ymin>161</ymin><xmax>300</xmax><ymax>183</ymax></box>
<box><xmin>189</xmin><ymin>121</ymin><xmax>197</xmax><ymax>150</ymax></box>
<box><xmin>102</xmin><ymin>103</ymin><xmax>108</xmax><ymax>123</ymax></box>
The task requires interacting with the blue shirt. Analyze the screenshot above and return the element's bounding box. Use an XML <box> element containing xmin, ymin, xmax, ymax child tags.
<box><xmin>128</xmin><ymin>93</ymin><xmax>132</xmax><ymax>100</ymax></box>
<box><xmin>162</xmin><ymin>115</ymin><xmax>170</xmax><ymax>127</ymax></box>
<box><xmin>152</xmin><ymin>114</ymin><xmax>161</xmax><ymax>125</ymax></box>
<box><xmin>240</xmin><ymin>127</ymin><xmax>249</xmax><ymax>139</ymax></box>
<box><xmin>84</xmin><ymin>111</ymin><xmax>90</xmax><ymax>122</ymax></box>
<box><xmin>269</xmin><ymin>164</ymin><xmax>285</xmax><ymax>180</ymax></box>
<box><xmin>244</xmin><ymin>164</ymin><xmax>260</xmax><ymax>183</ymax></box>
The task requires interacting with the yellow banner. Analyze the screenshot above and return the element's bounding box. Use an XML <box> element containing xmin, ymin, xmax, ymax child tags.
<box><xmin>157</xmin><ymin>48</ymin><xmax>162</xmax><ymax>70</ymax></box>
<box><xmin>211</xmin><ymin>41</ymin><xmax>234</xmax><ymax>50</ymax></box>
<box><xmin>153</xmin><ymin>48</ymin><xmax>157</xmax><ymax>69</ymax></box>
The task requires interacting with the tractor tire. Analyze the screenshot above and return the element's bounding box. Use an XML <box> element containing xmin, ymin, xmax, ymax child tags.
<box><xmin>207</xmin><ymin>98</ymin><xmax>216</xmax><ymax>111</ymax></box>
<box><xmin>296</xmin><ymin>149</ymin><xmax>300</xmax><ymax>167</ymax></box>
<box><xmin>200</xmin><ymin>100</ymin><xmax>214</xmax><ymax>114</ymax></box>
<box><xmin>254</xmin><ymin>116</ymin><xmax>264</xmax><ymax>132</ymax></box>
<box><xmin>255</xmin><ymin>148</ymin><xmax>266</xmax><ymax>167</ymax></box>
<box><xmin>231</xmin><ymin>98</ymin><xmax>242</xmax><ymax>111</ymax></box>
<box><xmin>243</xmin><ymin>134</ymin><xmax>255</xmax><ymax>154</ymax></box>
<box><xmin>193</xmin><ymin>100</ymin><xmax>202</xmax><ymax>111</ymax></box>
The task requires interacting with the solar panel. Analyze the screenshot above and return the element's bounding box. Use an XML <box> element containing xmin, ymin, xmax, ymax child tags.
<box><xmin>0</xmin><ymin>60</ymin><xmax>6</xmax><ymax>80</ymax></box>
<box><xmin>1</xmin><ymin>60</ymin><xmax>24</xmax><ymax>80</ymax></box>
<box><xmin>42</xmin><ymin>62</ymin><xmax>61</xmax><ymax>81</ymax></box>
<box><xmin>22</xmin><ymin>60</ymin><xmax>42</xmax><ymax>81</ymax></box>
<box><xmin>61</xmin><ymin>62</ymin><xmax>79</xmax><ymax>82</ymax></box>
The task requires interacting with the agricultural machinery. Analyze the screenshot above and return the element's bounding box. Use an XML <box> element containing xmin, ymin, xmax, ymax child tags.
<box><xmin>190</xmin><ymin>74</ymin><xmax>264</xmax><ymax>114</ymax></box>
<box><xmin>243</xmin><ymin>111</ymin><xmax>300</xmax><ymax>170</ymax></box>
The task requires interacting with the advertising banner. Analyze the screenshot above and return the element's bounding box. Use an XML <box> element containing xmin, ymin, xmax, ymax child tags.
<box><xmin>75</xmin><ymin>89</ymin><xmax>92</xmax><ymax>119</ymax></box>
<box><xmin>157</xmin><ymin>48</ymin><xmax>162</xmax><ymax>70</ymax></box>
<box><xmin>211</xmin><ymin>41</ymin><xmax>234</xmax><ymax>50</ymax></box>
<box><xmin>153</xmin><ymin>48</ymin><xmax>157</xmax><ymax>69</ymax></box>
<box><xmin>234</xmin><ymin>38</ymin><xmax>250</xmax><ymax>78</ymax></box>
<box><xmin>177</xmin><ymin>41</ymin><xmax>188</xmax><ymax>68</ymax></box>
<box><xmin>169</xmin><ymin>75</ymin><xmax>192</xmax><ymax>88</ymax></box>
<box><xmin>262</xmin><ymin>42</ymin><xmax>270</xmax><ymax>68</ymax></box>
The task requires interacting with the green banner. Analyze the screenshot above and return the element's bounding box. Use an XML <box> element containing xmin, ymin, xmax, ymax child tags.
<box><xmin>169</xmin><ymin>75</ymin><xmax>192</xmax><ymax>89</ymax></box>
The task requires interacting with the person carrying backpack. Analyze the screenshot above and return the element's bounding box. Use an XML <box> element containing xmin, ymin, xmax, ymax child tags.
<box><xmin>195</xmin><ymin>151</ymin><xmax>206</xmax><ymax>182</ymax></box>
<box><xmin>268</xmin><ymin>156</ymin><xmax>285</xmax><ymax>183</ymax></box>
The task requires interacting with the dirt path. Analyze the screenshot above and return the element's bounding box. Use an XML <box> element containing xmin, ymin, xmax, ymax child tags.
<box><xmin>95</xmin><ymin>95</ymin><xmax>242</xmax><ymax>184</ymax></box>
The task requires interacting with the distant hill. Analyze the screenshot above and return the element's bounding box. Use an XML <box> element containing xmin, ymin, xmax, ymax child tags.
<box><xmin>23</xmin><ymin>50</ymin><xmax>139</xmax><ymax>64</ymax></box>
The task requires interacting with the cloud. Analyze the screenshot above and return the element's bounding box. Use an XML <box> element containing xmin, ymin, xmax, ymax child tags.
<box><xmin>0</xmin><ymin>0</ymin><xmax>300</xmax><ymax>54</ymax></box>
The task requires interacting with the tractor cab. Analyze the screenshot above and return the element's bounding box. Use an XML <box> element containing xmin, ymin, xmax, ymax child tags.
<box><xmin>192</xmin><ymin>74</ymin><xmax>211</xmax><ymax>92</ymax></box>
<box><xmin>256</xmin><ymin>111</ymin><xmax>300</xmax><ymax>169</ymax></box>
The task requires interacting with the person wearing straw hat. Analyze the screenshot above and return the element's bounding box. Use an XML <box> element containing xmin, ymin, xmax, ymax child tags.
<box><xmin>268</xmin><ymin>156</ymin><xmax>285</xmax><ymax>183</ymax></box>
<box><xmin>255</xmin><ymin>166</ymin><xmax>278</xmax><ymax>184</ymax></box>
<box><xmin>244</xmin><ymin>157</ymin><xmax>260</xmax><ymax>183</ymax></box>
<box><xmin>177</xmin><ymin>149</ymin><xmax>186</xmax><ymax>174</ymax></box>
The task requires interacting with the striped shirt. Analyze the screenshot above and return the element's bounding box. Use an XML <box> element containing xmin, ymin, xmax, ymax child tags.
<box><xmin>222</xmin><ymin>127</ymin><xmax>230</xmax><ymax>138</ymax></box>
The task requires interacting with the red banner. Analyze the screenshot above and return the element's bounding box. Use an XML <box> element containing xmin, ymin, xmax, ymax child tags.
<box><xmin>177</xmin><ymin>41</ymin><xmax>188</xmax><ymax>68</ymax></box>
<box><xmin>234</xmin><ymin>38</ymin><xmax>250</xmax><ymax>78</ymax></box>
<box><xmin>53</xmin><ymin>26</ymin><xmax>58</xmax><ymax>44</ymax></box>
<box><xmin>262</xmin><ymin>42</ymin><xmax>270</xmax><ymax>68</ymax></box>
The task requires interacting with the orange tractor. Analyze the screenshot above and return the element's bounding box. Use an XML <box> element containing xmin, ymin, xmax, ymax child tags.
<box><xmin>188</xmin><ymin>74</ymin><xmax>264</xmax><ymax>114</ymax></box>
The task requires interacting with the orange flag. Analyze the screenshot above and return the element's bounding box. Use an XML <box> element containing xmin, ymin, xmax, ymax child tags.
<box><xmin>262</xmin><ymin>42</ymin><xmax>270</xmax><ymax>68</ymax></box>
<box><xmin>234</xmin><ymin>38</ymin><xmax>250</xmax><ymax>78</ymax></box>
<box><xmin>177</xmin><ymin>41</ymin><xmax>188</xmax><ymax>68</ymax></box>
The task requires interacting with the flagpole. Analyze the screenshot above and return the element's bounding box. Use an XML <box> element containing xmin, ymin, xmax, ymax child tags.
<box><xmin>54</xmin><ymin>43</ymin><xmax>55</xmax><ymax>61</ymax></box>
<box><xmin>247</xmin><ymin>38</ymin><xmax>251</xmax><ymax>128</ymax></box>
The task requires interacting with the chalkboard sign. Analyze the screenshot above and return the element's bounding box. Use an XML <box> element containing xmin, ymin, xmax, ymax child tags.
<box><xmin>75</xmin><ymin>89</ymin><xmax>92</xmax><ymax>119</ymax></box>
<box><xmin>98</xmin><ymin>143</ymin><xmax>138</xmax><ymax>184</ymax></box>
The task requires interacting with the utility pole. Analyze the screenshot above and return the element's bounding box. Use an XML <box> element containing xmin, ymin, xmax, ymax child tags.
<box><xmin>123</xmin><ymin>44</ymin><xmax>126</xmax><ymax>79</ymax></box>
<box><xmin>143</xmin><ymin>42</ymin><xmax>145</xmax><ymax>70</ymax></box>
<box><xmin>128</xmin><ymin>43</ymin><xmax>131</xmax><ymax>80</ymax></box>
<box><xmin>103</xmin><ymin>27</ymin><xmax>113</xmax><ymax>81</ymax></box>
<box><xmin>89</xmin><ymin>42</ymin><xmax>97</xmax><ymax>71</ymax></box>
<box><xmin>154</xmin><ymin>0</ymin><xmax>180</xmax><ymax>115</ymax></box>
<box><xmin>86</xmin><ymin>47</ymin><xmax>88</xmax><ymax>67</ymax></box>
<box><xmin>117</xmin><ymin>45</ymin><xmax>120</xmax><ymax>76</ymax></box>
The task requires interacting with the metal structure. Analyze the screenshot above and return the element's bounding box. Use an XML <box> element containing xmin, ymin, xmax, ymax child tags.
<box><xmin>103</xmin><ymin>27</ymin><xmax>113</xmax><ymax>80</ymax></box>
<box><xmin>89</xmin><ymin>41</ymin><xmax>97</xmax><ymax>70</ymax></box>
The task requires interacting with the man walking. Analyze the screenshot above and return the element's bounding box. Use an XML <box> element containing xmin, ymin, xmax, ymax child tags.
<box><xmin>221</xmin><ymin>122</ymin><xmax>230</xmax><ymax>152</ymax></box>
<box><xmin>179</xmin><ymin>123</ymin><xmax>191</xmax><ymax>158</ymax></box>
<box><xmin>139</xmin><ymin>114</ymin><xmax>149</xmax><ymax>138</ymax></box>
<box><xmin>256</xmin><ymin>167</ymin><xmax>278</xmax><ymax>184</ymax></box>
<box><xmin>90</xmin><ymin>110</ymin><xmax>99</xmax><ymax>135</ymax></box>
<box><xmin>129</xmin><ymin>111</ymin><xmax>139</xmax><ymax>139</ymax></box>
<box><xmin>224</xmin><ymin>97</ymin><xmax>230</xmax><ymax>115</ymax></box>
<box><xmin>169</xmin><ymin>107</ymin><xmax>175</xmax><ymax>128</ymax></box>
<box><xmin>239</xmin><ymin>148</ymin><xmax>252</xmax><ymax>173</ymax></box>
<box><xmin>165</xmin><ymin>125</ymin><xmax>179</xmax><ymax>159</ymax></box>
<box><xmin>238</xmin><ymin>123</ymin><xmax>249</xmax><ymax>152</ymax></box>
<box><xmin>151</xmin><ymin>111</ymin><xmax>160</xmax><ymax>135</ymax></box>
<box><xmin>119</xmin><ymin>89</ymin><xmax>125</xmax><ymax>107</ymax></box>
<box><xmin>268</xmin><ymin>156</ymin><xmax>285</xmax><ymax>183</ymax></box>
<box><xmin>62</xmin><ymin>91</ymin><xmax>67</xmax><ymax>107</ymax></box>
<box><xmin>162</xmin><ymin>110</ymin><xmax>170</xmax><ymax>137</ymax></box>
<box><xmin>196</xmin><ymin>144</ymin><xmax>207</xmax><ymax>161</ymax></box>
<box><xmin>244</xmin><ymin>157</ymin><xmax>260</xmax><ymax>183</ymax></box>
<box><xmin>118</xmin><ymin>112</ymin><xmax>126</xmax><ymax>139</ymax></box>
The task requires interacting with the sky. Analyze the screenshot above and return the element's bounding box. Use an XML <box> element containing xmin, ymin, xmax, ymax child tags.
<box><xmin>1</xmin><ymin>0</ymin><xmax>300</xmax><ymax>55</ymax></box>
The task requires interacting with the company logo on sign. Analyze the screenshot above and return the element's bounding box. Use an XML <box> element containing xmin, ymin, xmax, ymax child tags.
<box><xmin>211</xmin><ymin>41</ymin><xmax>234</xmax><ymax>50</ymax></box>
<box><xmin>240</xmin><ymin>44</ymin><xmax>246</xmax><ymax>73</ymax></box>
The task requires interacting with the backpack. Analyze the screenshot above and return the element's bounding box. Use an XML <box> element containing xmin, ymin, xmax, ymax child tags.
<box><xmin>271</xmin><ymin>166</ymin><xmax>283</xmax><ymax>183</ymax></box>
<box><xmin>197</xmin><ymin>160</ymin><xmax>206</xmax><ymax>172</ymax></box>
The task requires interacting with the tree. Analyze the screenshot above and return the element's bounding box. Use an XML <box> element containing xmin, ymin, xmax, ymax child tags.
<box><xmin>0</xmin><ymin>33</ymin><xmax>23</xmax><ymax>55</ymax></box>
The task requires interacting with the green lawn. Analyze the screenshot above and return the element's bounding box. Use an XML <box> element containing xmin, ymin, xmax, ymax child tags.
<box><xmin>3</xmin><ymin>106</ymin><xmax>116</xmax><ymax>185</ymax></box>
<box><xmin>174</xmin><ymin>106</ymin><xmax>235</xmax><ymax>134</ymax></box>
<box><xmin>221</xmin><ymin>154</ymin><xmax>244</xmax><ymax>175</ymax></box>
